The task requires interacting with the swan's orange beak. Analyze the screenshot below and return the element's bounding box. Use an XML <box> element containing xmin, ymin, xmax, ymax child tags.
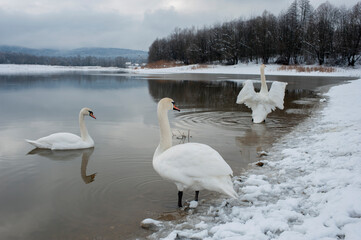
<box><xmin>90</xmin><ymin>113</ymin><xmax>96</xmax><ymax>119</ymax></box>
<box><xmin>173</xmin><ymin>105</ymin><xmax>180</xmax><ymax>112</ymax></box>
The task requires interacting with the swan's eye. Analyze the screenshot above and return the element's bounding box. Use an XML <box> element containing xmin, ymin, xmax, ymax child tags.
<box><xmin>172</xmin><ymin>101</ymin><xmax>175</xmax><ymax>105</ymax></box>
<box><xmin>88</xmin><ymin>111</ymin><xmax>93</xmax><ymax>115</ymax></box>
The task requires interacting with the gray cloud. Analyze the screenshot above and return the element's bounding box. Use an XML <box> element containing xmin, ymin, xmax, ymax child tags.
<box><xmin>0</xmin><ymin>9</ymin><xmax>140</xmax><ymax>49</ymax></box>
<box><xmin>0</xmin><ymin>0</ymin><xmax>359</xmax><ymax>51</ymax></box>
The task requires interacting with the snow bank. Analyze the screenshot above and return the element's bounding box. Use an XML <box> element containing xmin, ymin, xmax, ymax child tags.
<box><xmin>131</xmin><ymin>63</ymin><xmax>361</xmax><ymax>77</ymax></box>
<box><xmin>0</xmin><ymin>64</ymin><xmax>123</xmax><ymax>75</ymax></box>
<box><xmin>1</xmin><ymin>63</ymin><xmax>359</xmax><ymax>78</ymax></box>
<box><xmin>148</xmin><ymin>79</ymin><xmax>361</xmax><ymax>240</ymax></box>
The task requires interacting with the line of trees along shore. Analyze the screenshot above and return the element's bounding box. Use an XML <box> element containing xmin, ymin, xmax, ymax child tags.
<box><xmin>148</xmin><ymin>0</ymin><xmax>361</xmax><ymax>66</ymax></box>
<box><xmin>0</xmin><ymin>52</ymin><xmax>127</xmax><ymax>68</ymax></box>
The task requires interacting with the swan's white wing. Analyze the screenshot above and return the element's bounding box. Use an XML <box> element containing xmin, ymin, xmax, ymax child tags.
<box><xmin>236</xmin><ymin>80</ymin><xmax>268</xmax><ymax>122</ymax></box>
<box><xmin>268</xmin><ymin>81</ymin><xmax>288</xmax><ymax>110</ymax></box>
<box><xmin>37</xmin><ymin>133</ymin><xmax>82</xmax><ymax>146</ymax></box>
<box><xmin>236</xmin><ymin>80</ymin><xmax>258</xmax><ymax>109</ymax></box>
<box><xmin>26</xmin><ymin>133</ymin><xmax>89</xmax><ymax>150</ymax></box>
<box><xmin>155</xmin><ymin>143</ymin><xmax>233</xmax><ymax>180</ymax></box>
<box><xmin>153</xmin><ymin>143</ymin><xmax>237</xmax><ymax>198</ymax></box>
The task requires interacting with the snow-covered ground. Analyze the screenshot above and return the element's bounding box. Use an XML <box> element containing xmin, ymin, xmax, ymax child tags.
<box><xmin>130</xmin><ymin>62</ymin><xmax>361</xmax><ymax>77</ymax></box>
<box><xmin>143</xmin><ymin>79</ymin><xmax>361</xmax><ymax>239</ymax></box>
<box><xmin>1</xmin><ymin>63</ymin><xmax>360</xmax><ymax>77</ymax></box>
<box><xmin>0</xmin><ymin>64</ymin><xmax>124</xmax><ymax>75</ymax></box>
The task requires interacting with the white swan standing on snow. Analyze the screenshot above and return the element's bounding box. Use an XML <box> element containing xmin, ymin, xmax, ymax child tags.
<box><xmin>26</xmin><ymin>107</ymin><xmax>96</xmax><ymax>150</ymax></box>
<box><xmin>153</xmin><ymin>98</ymin><xmax>238</xmax><ymax>207</ymax></box>
<box><xmin>236</xmin><ymin>64</ymin><xmax>287</xmax><ymax>123</ymax></box>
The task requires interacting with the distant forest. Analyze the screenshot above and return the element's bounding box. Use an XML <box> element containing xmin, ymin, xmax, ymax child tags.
<box><xmin>0</xmin><ymin>52</ymin><xmax>128</xmax><ymax>68</ymax></box>
<box><xmin>148</xmin><ymin>0</ymin><xmax>361</xmax><ymax>66</ymax></box>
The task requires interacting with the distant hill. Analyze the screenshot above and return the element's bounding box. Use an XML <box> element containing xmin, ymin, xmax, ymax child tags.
<box><xmin>0</xmin><ymin>46</ymin><xmax>148</xmax><ymax>62</ymax></box>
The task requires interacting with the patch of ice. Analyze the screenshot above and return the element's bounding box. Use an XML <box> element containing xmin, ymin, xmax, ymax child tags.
<box><xmin>285</xmin><ymin>109</ymin><xmax>308</xmax><ymax>115</ymax></box>
<box><xmin>189</xmin><ymin>200</ymin><xmax>199</xmax><ymax>209</ymax></box>
<box><xmin>292</xmin><ymin>100</ymin><xmax>314</xmax><ymax>105</ymax></box>
<box><xmin>140</xmin><ymin>218</ymin><xmax>163</xmax><ymax>231</ymax></box>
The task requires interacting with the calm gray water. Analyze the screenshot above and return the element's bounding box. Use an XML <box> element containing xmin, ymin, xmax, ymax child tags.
<box><xmin>0</xmin><ymin>71</ymin><xmax>355</xmax><ymax>239</ymax></box>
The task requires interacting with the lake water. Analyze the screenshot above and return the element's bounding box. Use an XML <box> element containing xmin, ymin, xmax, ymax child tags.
<box><xmin>0</xmin><ymin>70</ymin><xmax>355</xmax><ymax>239</ymax></box>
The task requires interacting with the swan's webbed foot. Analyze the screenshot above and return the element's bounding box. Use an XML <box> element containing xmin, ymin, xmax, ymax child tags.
<box><xmin>178</xmin><ymin>191</ymin><xmax>183</xmax><ymax>208</ymax></box>
<box><xmin>195</xmin><ymin>191</ymin><xmax>199</xmax><ymax>202</ymax></box>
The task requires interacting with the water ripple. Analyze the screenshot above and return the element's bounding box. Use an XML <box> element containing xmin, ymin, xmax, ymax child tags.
<box><xmin>175</xmin><ymin>110</ymin><xmax>298</xmax><ymax>133</ymax></box>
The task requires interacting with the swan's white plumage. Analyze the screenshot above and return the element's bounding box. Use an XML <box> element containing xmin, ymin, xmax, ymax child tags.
<box><xmin>26</xmin><ymin>133</ymin><xmax>91</xmax><ymax>150</ymax></box>
<box><xmin>268</xmin><ymin>81</ymin><xmax>288</xmax><ymax>109</ymax></box>
<box><xmin>26</xmin><ymin>107</ymin><xmax>95</xmax><ymax>150</ymax></box>
<box><xmin>153</xmin><ymin>98</ymin><xmax>238</xmax><ymax>200</ymax></box>
<box><xmin>153</xmin><ymin>143</ymin><xmax>235</xmax><ymax>196</ymax></box>
<box><xmin>236</xmin><ymin>65</ymin><xmax>287</xmax><ymax>123</ymax></box>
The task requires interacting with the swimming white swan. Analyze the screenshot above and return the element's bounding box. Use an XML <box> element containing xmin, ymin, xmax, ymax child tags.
<box><xmin>236</xmin><ymin>64</ymin><xmax>287</xmax><ymax>123</ymax></box>
<box><xmin>26</xmin><ymin>107</ymin><xmax>96</xmax><ymax>150</ymax></box>
<box><xmin>153</xmin><ymin>98</ymin><xmax>238</xmax><ymax>207</ymax></box>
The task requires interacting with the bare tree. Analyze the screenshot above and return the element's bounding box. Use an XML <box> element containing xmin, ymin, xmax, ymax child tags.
<box><xmin>335</xmin><ymin>3</ymin><xmax>361</xmax><ymax>66</ymax></box>
<box><xmin>147</xmin><ymin>1</ymin><xmax>360</xmax><ymax>66</ymax></box>
<box><xmin>305</xmin><ymin>2</ymin><xmax>339</xmax><ymax>65</ymax></box>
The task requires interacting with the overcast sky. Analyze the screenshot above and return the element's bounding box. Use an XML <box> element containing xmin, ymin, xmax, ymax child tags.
<box><xmin>0</xmin><ymin>0</ymin><xmax>359</xmax><ymax>51</ymax></box>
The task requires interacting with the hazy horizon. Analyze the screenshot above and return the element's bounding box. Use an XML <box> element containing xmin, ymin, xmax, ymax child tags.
<box><xmin>0</xmin><ymin>45</ymin><xmax>148</xmax><ymax>52</ymax></box>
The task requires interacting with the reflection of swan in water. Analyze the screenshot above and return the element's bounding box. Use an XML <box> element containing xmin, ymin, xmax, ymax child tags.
<box><xmin>236</xmin><ymin>124</ymin><xmax>268</xmax><ymax>146</ymax></box>
<box><xmin>26</xmin><ymin>107</ymin><xmax>96</xmax><ymax>150</ymax></box>
<box><xmin>27</xmin><ymin>148</ymin><xmax>96</xmax><ymax>184</ymax></box>
<box><xmin>235</xmin><ymin>124</ymin><xmax>273</xmax><ymax>164</ymax></box>
<box><xmin>153</xmin><ymin>98</ymin><xmax>237</xmax><ymax>208</ymax></box>
<box><xmin>236</xmin><ymin>64</ymin><xmax>287</xmax><ymax>123</ymax></box>
<box><xmin>80</xmin><ymin>148</ymin><xmax>96</xmax><ymax>184</ymax></box>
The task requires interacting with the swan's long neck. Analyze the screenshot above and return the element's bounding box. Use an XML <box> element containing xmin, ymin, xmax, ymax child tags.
<box><xmin>79</xmin><ymin>112</ymin><xmax>92</xmax><ymax>142</ymax></box>
<box><xmin>155</xmin><ymin>106</ymin><xmax>172</xmax><ymax>158</ymax></box>
<box><xmin>260</xmin><ymin>67</ymin><xmax>268</xmax><ymax>94</ymax></box>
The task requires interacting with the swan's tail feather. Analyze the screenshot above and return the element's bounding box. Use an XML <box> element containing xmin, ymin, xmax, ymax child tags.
<box><xmin>25</xmin><ymin>139</ymin><xmax>43</xmax><ymax>148</ymax></box>
<box><xmin>216</xmin><ymin>176</ymin><xmax>239</xmax><ymax>199</ymax></box>
<box><xmin>222</xmin><ymin>185</ymin><xmax>238</xmax><ymax>199</ymax></box>
<box><xmin>25</xmin><ymin>139</ymin><xmax>36</xmax><ymax>145</ymax></box>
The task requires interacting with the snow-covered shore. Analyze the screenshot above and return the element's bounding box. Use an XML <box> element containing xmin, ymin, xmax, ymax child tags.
<box><xmin>0</xmin><ymin>63</ymin><xmax>360</xmax><ymax>77</ymax></box>
<box><xmin>0</xmin><ymin>64</ymin><xmax>124</xmax><ymax>75</ymax></box>
<box><xmin>130</xmin><ymin>63</ymin><xmax>361</xmax><ymax>78</ymax></box>
<box><xmin>145</xmin><ymin>78</ymin><xmax>361</xmax><ymax>239</ymax></box>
